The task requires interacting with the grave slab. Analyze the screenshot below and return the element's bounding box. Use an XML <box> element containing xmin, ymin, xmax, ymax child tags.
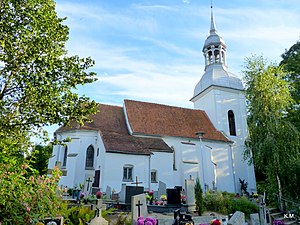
<box><xmin>125</xmin><ymin>186</ymin><xmax>144</xmax><ymax>204</ymax></box>
<box><xmin>105</xmin><ymin>185</ymin><xmax>112</xmax><ymax>199</ymax></box>
<box><xmin>131</xmin><ymin>194</ymin><xmax>148</xmax><ymax>224</ymax></box>
<box><xmin>90</xmin><ymin>199</ymin><xmax>109</xmax><ymax>225</ymax></box>
<box><xmin>250</xmin><ymin>213</ymin><xmax>260</xmax><ymax>225</ymax></box>
<box><xmin>185</xmin><ymin>179</ymin><xmax>196</xmax><ymax>212</ymax></box>
<box><xmin>158</xmin><ymin>181</ymin><xmax>167</xmax><ymax>199</ymax></box>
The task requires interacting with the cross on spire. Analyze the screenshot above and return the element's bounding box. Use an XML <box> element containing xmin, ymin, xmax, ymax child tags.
<box><xmin>131</xmin><ymin>176</ymin><xmax>143</xmax><ymax>187</ymax></box>
<box><xmin>210</xmin><ymin>0</ymin><xmax>217</xmax><ymax>34</ymax></box>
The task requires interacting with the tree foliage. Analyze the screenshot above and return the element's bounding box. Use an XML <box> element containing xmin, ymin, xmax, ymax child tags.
<box><xmin>195</xmin><ymin>177</ymin><xmax>205</xmax><ymax>215</ymax></box>
<box><xmin>0</xmin><ymin>0</ymin><xmax>98</xmax><ymax>223</ymax></box>
<box><xmin>0</xmin><ymin>0</ymin><xmax>98</xmax><ymax>143</ymax></box>
<box><xmin>27</xmin><ymin>144</ymin><xmax>53</xmax><ymax>175</ymax></box>
<box><xmin>243</xmin><ymin>55</ymin><xmax>300</xmax><ymax>201</ymax></box>
<box><xmin>280</xmin><ymin>40</ymin><xmax>300</xmax><ymax>130</ymax></box>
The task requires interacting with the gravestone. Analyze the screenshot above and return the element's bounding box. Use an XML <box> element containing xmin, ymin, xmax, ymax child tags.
<box><xmin>43</xmin><ymin>217</ymin><xmax>63</xmax><ymax>225</ymax></box>
<box><xmin>167</xmin><ymin>186</ymin><xmax>181</xmax><ymax>205</ymax></box>
<box><xmin>153</xmin><ymin>191</ymin><xmax>159</xmax><ymax>200</ymax></box>
<box><xmin>185</xmin><ymin>179</ymin><xmax>196</xmax><ymax>212</ymax></box>
<box><xmin>172</xmin><ymin>209</ymin><xmax>194</xmax><ymax>225</ymax></box>
<box><xmin>227</xmin><ymin>211</ymin><xmax>245</xmax><ymax>225</ymax></box>
<box><xmin>125</xmin><ymin>186</ymin><xmax>144</xmax><ymax>204</ymax></box>
<box><xmin>131</xmin><ymin>194</ymin><xmax>148</xmax><ymax>224</ymax></box>
<box><xmin>158</xmin><ymin>181</ymin><xmax>167</xmax><ymax>198</ymax></box>
<box><xmin>250</xmin><ymin>213</ymin><xmax>260</xmax><ymax>225</ymax></box>
<box><xmin>105</xmin><ymin>185</ymin><xmax>112</xmax><ymax>199</ymax></box>
<box><xmin>90</xmin><ymin>199</ymin><xmax>108</xmax><ymax>225</ymax></box>
<box><xmin>118</xmin><ymin>184</ymin><xmax>126</xmax><ymax>202</ymax></box>
<box><xmin>84</xmin><ymin>175</ymin><xmax>94</xmax><ymax>194</ymax></box>
<box><xmin>91</xmin><ymin>187</ymin><xmax>101</xmax><ymax>195</ymax></box>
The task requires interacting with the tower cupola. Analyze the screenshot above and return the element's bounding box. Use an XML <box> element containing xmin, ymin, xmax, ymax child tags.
<box><xmin>203</xmin><ymin>7</ymin><xmax>227</xmax><ymax>71</ymax></box>
<box><xmin>191</xmin><ymin>6</ymin><xmax>243</xmax><ymax>101</ymax></box>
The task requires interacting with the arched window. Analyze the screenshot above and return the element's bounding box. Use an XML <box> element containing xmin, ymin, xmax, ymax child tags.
<box><xmin>123</xmin><ymin>164</ymin><xmax>133</xmax><ymax>181</ymax></box>
<box><xmin>208</xmin><ymin>51</ymin><xmax>213</xmax><ymax>64</ymax></box>
<box><xmin>151</xmin><ymin>169</ymin><xmax>158</xmax><ymax>183</ymax></box>
<box><xmin>214</xmin><ymin>50</ymin><xmax>220</xmax><ymax>63</ymax></box>
<box><xmin>62</xmin><ymin>146</ymin><xmax>68</xmax><ymax>168</ymax></box>
<box><xmin>228</xmin><ymin>110</ymin><xmax>236</xmax><ymax>136</ymax></box>
<box><xmin>85</xmin><ymin>145</ymin><xmax>94</xmax><ymax>169</ymax></box>
<box><xmin>222</xmin><ymin>51</ymin><xmax>226</xmax><ymax>64</ymax></box>
<box><xmin>172</xmin><ymin>146</ymin><xmax>177</xmax><ymax>171</ymax></box>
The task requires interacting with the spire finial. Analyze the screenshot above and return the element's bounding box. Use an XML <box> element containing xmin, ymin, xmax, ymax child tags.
<box><xmin>210</xmin><ymin>0</ymin><xmax>217</xmax><ymax>34</ymax></box>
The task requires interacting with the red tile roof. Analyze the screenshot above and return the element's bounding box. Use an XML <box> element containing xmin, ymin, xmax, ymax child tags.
<box><xmin>56</xmin><ymin>104</ymin><xmax>172</xmax><ymax>155</ymax></box>
<box><xmin>124</xmin><ymin>99</ymin><xmax>229</xmax><ymax>142</ymax></box>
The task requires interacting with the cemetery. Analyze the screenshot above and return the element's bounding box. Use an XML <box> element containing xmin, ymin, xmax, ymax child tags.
<box><xmin>27</xmin><ymin>170</ymin><xmax>295</xmax><ymax>225</ymax></box>
<box><xmin>49</xmin><ymin>176</ymin><xmax>269</xmax><ymax>225</ymax></box>
<box><xmin>1</xmin><ymin>0</ymin><xmax>300</xmax><ymax>224</ymax></box>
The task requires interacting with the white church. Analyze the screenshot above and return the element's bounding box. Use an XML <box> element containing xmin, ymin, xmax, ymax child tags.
<box><xmin>48</xmin><ymin>8</ymin><xmax>257</xmax><ymax>195</ymax></box>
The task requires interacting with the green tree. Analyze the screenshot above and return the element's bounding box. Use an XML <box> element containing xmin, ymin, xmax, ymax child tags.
<box><xmin>243</xmin><ymin>55</ymin><xmax>300</xmax><ymax>202</ymax></box>
<box><xmin>27</xmin><ymin>144</ymin><xmax>53</xmax><ymax>175</ymax></box>
<box><xmin>195</xmin><ymin>177</ymin><xmax>204</xmax><ymax>215</ymax></box>
<box><xmin>0</xmin><ymin>0</ymin><xmax>98</xmax><ymax>223</ymax></box>
<box><xmin>0</xmin><ymin>0</ymin><xmax>98</xmax><ymax>161</ymax></box>
<box><xmin>280</xmin><ymin>40</ymin><xmax>300</xmax><ymax>130</ymax></box>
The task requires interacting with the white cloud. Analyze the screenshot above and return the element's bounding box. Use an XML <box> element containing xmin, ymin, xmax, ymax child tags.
<box><xmin>55</xmin><ymin>1</ymin><xmax>300</xmax><ymax>109</ymax></box>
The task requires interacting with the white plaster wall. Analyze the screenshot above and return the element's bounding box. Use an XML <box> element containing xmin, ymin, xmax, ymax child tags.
<box><xmin>193</xmin><ymin>86</ymin><xmax>256</xmax><ymax>193</ymax></box>
<box><xmin>210</xmin><ymin>142</ymin><xmax>235</xmax><ymax>193</ymax></box>
<box><xmin>102</xmin><ymin>153</ymin><xmax>150</xmax><ymax>193</ymax></box>
<box><xmin>48</xmin><ymin>130</ymin><xmax>98</xmax><ymax>189</ymax></box>
<box><xmin>163</xmin><ymin>136</ymin><xmax>235</xmax><ymax>193</ymax></box>
<box><xmin>150</xmin><ymin>151</ymin><xmax>175</xmax><ymax>190</ymax></box>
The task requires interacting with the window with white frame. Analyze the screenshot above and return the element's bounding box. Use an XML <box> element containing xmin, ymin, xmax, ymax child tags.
<box><xmin>151</xmin><ymin>169</ymin><xmax>157</xmax><ymax>183</ymax></box>
<box><xmin>123</xmin><ymin>165</ymin><xmax>133</xmax><ymax>181</ymax></box>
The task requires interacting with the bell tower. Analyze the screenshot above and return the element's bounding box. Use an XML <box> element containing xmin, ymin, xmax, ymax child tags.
<box><xmin>190</xmin><ymin>5</ymin><xmax>257</xmax><ymax>193</ymax></box>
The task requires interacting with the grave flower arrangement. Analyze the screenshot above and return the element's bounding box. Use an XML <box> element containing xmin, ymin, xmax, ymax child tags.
<box><xmin>181</xmin><ymin>194</ymin><xmax>187</xmax><ymax>204</ymax></box>
<box><xmin>253</xmin><ymin>193</ymin><xmax>259</xmax><ymax>198</ymax></box>
<box><xmin>146</xmin><ymin>191</ymin><xmax>154</xmax><ymax>204</ymax></box>
<box><xmin>80</xmin><ymin>192</ymin><xmax>86</xmax><ymax>200</ymax></box>
<box><xmin>210</xmin><ymin>219</ymin><xmax>222</xmax><ymax>225</ymax></box>
<box><xmin>160</xmin><ymin>194</ymin><xmax>167</xmax><ymax>201</ymax></box>
<box><xmin>96</xmin><ymin>191</ymin><xmax>102</xmax><ymax>199</ymax></box>
<box><xmin>273</xmin><ymin>220</ymin><xmax>285</xmax><ymax>225</ymax></box>
<box><xmin>137</xmin><ymin>216</ymin><xmax>158</xmax><ymax>225</ymax></box>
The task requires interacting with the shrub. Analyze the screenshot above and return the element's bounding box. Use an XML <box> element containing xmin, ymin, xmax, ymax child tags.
<box><xmin>230</xmin><ymin>197</ymin><xmax>259</xmax><ymax>216</ymax></box>
<box><xmin>203</xmin><ymin>191</ymin><xmax>258</xmax><ymax>216</ymax></box>
<box><xmin>203</xmin><ymin>191</ymin><xmax>232</xmax><ymax>214</ymax></box>
<box><xmin>64</xmin><ymin>206</ymin><xmax>95</xmax><ymax>225</ymax></box>
<box><xmin>195</xmin><ymin>177</ymin><xmax>205</xmax><ymax>215</ymax></box>
<box><xmin>0</xmin><ymin>163</ymin><xmax>66</xmax><ymax>224</ymax></box>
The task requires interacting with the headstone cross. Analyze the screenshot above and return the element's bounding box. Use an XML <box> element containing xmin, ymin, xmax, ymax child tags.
<box><xmin>86</xmin><ymin>177</ymin><xmax>93</xmax><ymax>191</ymax></box>
<box><xmin>136</xmin><ymin>200</ymin><xmax>143</xmax><ymax>217</ymax></box>
<box><xmin>95</xmin><ymin>199</ymin><xmax>102</xmax><ymax>217</ymax></box>
<box><xmin>131</xmin><ymin>176</ymin><xmax>142</xmax><ymax>187</ymax></box>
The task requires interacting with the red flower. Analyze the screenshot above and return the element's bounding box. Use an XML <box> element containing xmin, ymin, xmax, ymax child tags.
<box><xmin>96</xmin><ymin>191</ymin><xmax>102</xmax><ymax>199</ymax></box>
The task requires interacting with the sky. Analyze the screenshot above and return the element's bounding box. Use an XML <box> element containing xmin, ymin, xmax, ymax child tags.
<box><xmin>44</xmin><ymin>0</ymin><xmax>300</xmax><ymax>139</ymax></box>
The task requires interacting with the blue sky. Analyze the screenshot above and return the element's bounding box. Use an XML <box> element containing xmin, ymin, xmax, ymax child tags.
<box><xmin>43</xmin><ymin>0</ymin><xmax>300</xmax><ymax>139</ymax></box>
